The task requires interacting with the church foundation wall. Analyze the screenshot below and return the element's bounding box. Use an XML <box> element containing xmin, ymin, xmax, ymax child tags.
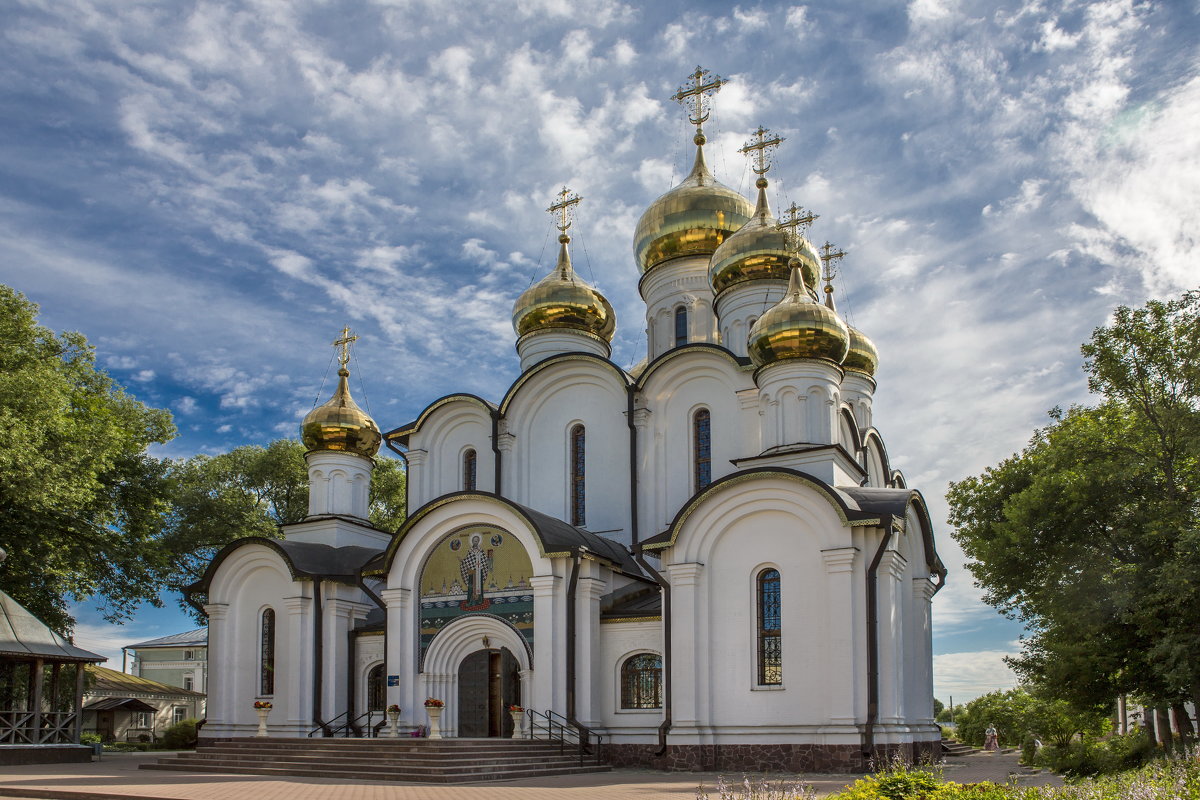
<box><xmin>601</xmin><ymin>740</ymin><xmax>941</xmax><ymax>773</ymax></box>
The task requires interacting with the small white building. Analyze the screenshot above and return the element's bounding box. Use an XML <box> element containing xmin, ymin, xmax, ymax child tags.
<box><xmin>191</xmin><ymin>72</ymin><xmax>945</xmax><ymax>772</ymax></box>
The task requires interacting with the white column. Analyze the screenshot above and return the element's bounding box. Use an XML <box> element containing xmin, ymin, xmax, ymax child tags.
<box><xmin>529</xmin><ymin>574</ymin><xmax>561</xmax><ymax>713</ymax></box>
<box><xmin>912</xmin><ymin>578</ymin><xmax>936</xmax><ymax>724</ymax></box>
<box><xmin>381</xmin><ymin>588</ymin><xmax>411</xmax><ymax>723</ymax></box>
<box><xmin>821</xmin><ymin>548</ymin><xmax>859</xmax><ymax>725</ymax></box>
<box><xmin>406</xmin><ymin>449</ymin><xmax>428</xmax><ymax>509</ymax></box>
<box><xmin>876</xmin><ymin>550</ymin><xmax>907</xmax><ymax>726</ymax></box>
<box><xmin>496</xmin><ymin>428</ymin><xmax>516</xmax><ymax>499</ymax></box>
<box><xmin>282</xmin><ymin>593</ymin><xmax>314</xmax><ymax>734</ymax></box>
<box><xmin>667</xmin><ymin>562</ymin><xmax>705</xmax><ymax>733</ymax></box>
<box><xmin>632</xmin><ymin>407</ymin><xmax>652</xmax><ymax>538</ymax></box>
<box><xmin>576</xmin><ymin>571</ymin><xmax>606</xmax><ymax>728</ymax></box>
<box><xmin>202</xmin><ymin>603</ymin><xmax>230</xmax><ymax>730</ymax></box>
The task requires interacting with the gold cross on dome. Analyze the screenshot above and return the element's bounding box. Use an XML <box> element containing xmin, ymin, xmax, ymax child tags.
<box><xmin>739</xmin><ymin>125</ymin><xmax>786</xmax><ymax>176</ymax></box>
<box><xmin>777</xmin><ymin>203</ymin><xmax>819</xmax><ymax>237</ymax></box>
<box><xmin>547</xmin><ymin>187</ymin><xmax>582</xmax><ymax>233</ymax></box>
<box><xmin>671</xmin><ymin>65</ymin><xmax>728</xmax><ymax>130</ymax></box>
<box><xmin>333</xmin><ymin>325</ymin><xmax>358</xmax><ymax>369</ymax></box>
<box><xmin>819</xmin><ymin>241</ymin><xmax>847</xmax><ymax>283</ymax></box>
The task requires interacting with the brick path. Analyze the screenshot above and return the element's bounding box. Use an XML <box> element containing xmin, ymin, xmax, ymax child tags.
<box><xmin>0</xmin><ymin>750</ymin><xmax>1062</xmax><ymax>800</ymax></box>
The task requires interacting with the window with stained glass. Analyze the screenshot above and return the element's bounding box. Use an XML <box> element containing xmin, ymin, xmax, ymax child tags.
<box><xmin>693</xmin><ymin>408</ymin><xmax>711</xmax><ymax>492</ymax></box>
<box><xmin>620</xmin><ymin>653</ymin><xmax>662</xmax><ymax>708</ymax></box>
<box><xmin>260</xmin><ymin>608</ymin><xmax>276</xmax><ymax>696</ymax></box>
<box><xmin>463</xmin><ymin>448</ymin><xmax>477</xmax><ymax>491</ymax></box>
<box><xmin>757</xmin><ymin>569</ymin><xmax>781</xmax><ymax>685</ymax></box>
<box><xmin>570</xmin><ymin>424</ymin><xmax>585</xmax><ymax>526</ymax></box>
<box><xmin>674</xmin><ymin>306</ymin><xmax>688</xmax><ymax>347</ymax></box>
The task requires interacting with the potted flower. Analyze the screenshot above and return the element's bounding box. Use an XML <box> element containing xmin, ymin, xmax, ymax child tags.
<box><xmin>508</xmin><ymin>705</ymin><xmax>524</xmax><ymax>739</ymax></box>
<box><xmin>386</xmin><ymin>704</ymin><xmax>402</xmax><ymax>738</ymax></box>
<box><xmin>424</xmin><ymin>698</ymin><xmax>445</xmax><ymax>739</ymax></box>
<box><xmin>252</xmin><ymin>701</ymin><xmax>272</xmax><ymax>737</ymax></box>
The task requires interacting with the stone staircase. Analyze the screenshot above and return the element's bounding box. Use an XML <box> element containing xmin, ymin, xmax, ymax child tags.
<box><xmin>142</xmin><ymin>737</ymin><xmax>610</xmax><ymax>783</ymax></box>
<box><xmin>941</xmin><ymin>740</ymin><xmax>982</xmax><ymax>756</ymax></box>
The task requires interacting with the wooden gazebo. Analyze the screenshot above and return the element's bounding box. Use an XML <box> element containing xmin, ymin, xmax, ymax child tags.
<box><xmin>0</xmin><ymin>590</ymin><xmax>105</xmax><ymax>765</ymax></box>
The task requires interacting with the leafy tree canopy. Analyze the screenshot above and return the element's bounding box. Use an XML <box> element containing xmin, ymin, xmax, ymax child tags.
<box><xmin>953</xmin><ymin>688</ymin><xmax>1109</xmax><ymax>749</ymax></box>
<box><xmin>948</xmin><ymin>290</ymin><xmax>1200</xmax><ymax>710</ymax></box>
<box><xmin>0</xmin><ymin>286</ymin><xmax>175</xmax><ymax>632</ymax></box>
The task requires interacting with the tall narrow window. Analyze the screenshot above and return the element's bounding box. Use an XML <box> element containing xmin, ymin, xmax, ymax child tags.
<box><xmin>693</xmin><ymin>408</ymin><xmax>711</xmax><ymax>492</ymax></box>
<box><xmin>674</xmin><ymin>306</ymin><xmax>688</xmax><ymax>347</ymax></box>
<box><xmin>260</xmin><ymin>608</ymin><xmax>276</xmax><ymax>696</ymax></box>
<box><xmin>570</xmin><ymin>424</ymin><xmax>586</xmax><ymax>526</ymax></box>
<box><xmin>463</xmin><ymin>448</ymin><xmax>477</xmax><ymax>491</ymax></box>
<box><xmin>757</xmin><ymin>569</ymin><xmax>782</xmax><ymax>685</ymax></box>
<box><xmin>620</xmin><ymin>653</ymin><xmax>663</xmax><ymax>708</ymax></box>
<box><xmin>366</xmin><ymin>664</ymin><xmax>385</xmax><ymax>711</ymax></box>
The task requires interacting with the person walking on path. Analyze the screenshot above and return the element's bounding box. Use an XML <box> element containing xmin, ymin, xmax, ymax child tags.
<box><xmin>984</xmin><ymin>723</ymin><xmax>1000</xmax><ymax>751</ymax></box>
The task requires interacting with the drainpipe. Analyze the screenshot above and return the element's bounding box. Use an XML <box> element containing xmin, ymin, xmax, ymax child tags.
<box><xmin>492</xmin><ymin>410</ymin><xmax>503</xmax><ymax>495</ymax></box>
<box><xmin>312</xmin><ymin>577</ymin><xmax>326</xmax><ymax>736</ymax></box>
<box><xmin>566</xmin><ymin>552</ymin><xmax>580</xmax><ymax>722</ymax></box>
<box><xmin>626</xmin><ymin>385</ymin><xmax>639</xmax><ymax>548</ymax></box>
<box><xmin>632</xmin><ymin>548</ymin><xmax>672</xmax><ymax>756</ymax></box>
<box><xmin>862</xmin><ymin>525</ymin><xmax>896</xmax><ymax>761</ymax></box>
<box><xmin>346</xmin><ymin>628</ymin><xmax>358</xmax><ymax>736</ymax></box>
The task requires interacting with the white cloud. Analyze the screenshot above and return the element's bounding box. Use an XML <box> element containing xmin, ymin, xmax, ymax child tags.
<box><xmin>176</xmin><ymin>396</ymin><xmax>198</xmax><ymax>415</ymax></box>
<box><xmin>934</xmin><ymin>648</ymin><xmax>1019</xmax><ymax>703</ymax></box>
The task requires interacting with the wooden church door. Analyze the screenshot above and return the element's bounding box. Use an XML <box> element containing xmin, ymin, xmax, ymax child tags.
<box><xmin>457</xmin><ymin>648</ymin><xmax>521</xmax><ymax>737</ymax></box>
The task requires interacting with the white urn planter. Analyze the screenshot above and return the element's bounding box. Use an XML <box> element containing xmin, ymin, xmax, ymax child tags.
<box><xmin>254</xmin><ymin>707</ymin><xmax>270</xmax><ymax>737</ymax></box>
<box><xmin>387</xmin><ymin>710</ymin><xmax>400</xmax><ymax>738</ymax></box>
<box><xmin>426</xmin><ymin>705</ymin><xmax>443</xmax><ymax>739</ymax></box>
<box><xmin>509</xmin><ymin>709</ymin><xmax>524</xmax><ymax>740</ymax></box>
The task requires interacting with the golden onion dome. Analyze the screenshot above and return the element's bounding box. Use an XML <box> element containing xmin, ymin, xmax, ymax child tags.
<box><xmin>710</xmin><ymin>179</ymin><xmax>821</xmax><ymax>299</ymax></box>
<box><xmin>512</xmin><ymin>234</ymin><xmax>616</xmax><ymax>342</ymax></box>
<box><xmin>748</xmin><ymin>266</ymin><xmax>850</xmax><ymax>368</ymax></box>
<box><xmin>301</xmin><ymin>367</ymin><xmax>382</xmax><ymax>457</ymax></box>
<box><xmin>844</xmin><ymin>324</ymin><xmax>879</xmax><ymax>377</ymax></box>
<box><xmin>633</xmin><ymin>135</ymin><xmax>755</xmax><ymax>274</ymax></box>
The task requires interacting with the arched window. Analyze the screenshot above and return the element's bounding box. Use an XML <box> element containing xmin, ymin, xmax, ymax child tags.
<box><xmin>620</xmin><ymin>653</ymin><xmax>662</xmax><ymax>709</ymax></box>
<box><xmin>463</xmin><ymin>448</ymin><xmax>477</xmax><ymax>491</ymax></box>
<box><xmin>756</xmin><ymin>569</ymin><xmax>782</xmax><ymax>685</ymax></box>
<box><xmin>570</xmin><ymin>424</ymin><xmax>586</xmax><ymax>526</ymax></box>
<box><xmin>674</xmin><ymin>306</ymin><xmax>688</xmax><ymax>347</ymax></box>
<box><xmin>260</xmin><ymin>608</ymin><xmax>276</xmax><ymax>696</ymax></box>
<box><xmin>693</xmin><ymin>408</ymin><xmax>711</xmax><ymax>492</ymax></box>
<box><xmin>366</xmin><ymin>664</ymin><xmax>385</xmax><ymax>711</ymax></box>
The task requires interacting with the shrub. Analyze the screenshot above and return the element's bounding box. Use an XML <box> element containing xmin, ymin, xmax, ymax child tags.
<box><xmin>1021</xmin><ymin>734</ymin><xmax>1037</xmax><ymax>766</ymax></box>
<box><xmin>836</xmin><ymin>760</ymin><xmax>944</xmax><ymax>800</ymax></box>
<box><xmin>79</xmin><ymin>732</ymin><xmax>102</xmax><ymax>745</ymax></box>
<box><xmin>695</xmin><ymin>776</ymin><xmax>815</xmax><ymax>799</ymax></box>
<box><xmin>940</xmin><ymin>726</ymin><xmax>957</xmax><ymax>741</ymax></box>
<box><xmin>1037</xmin><ymin>730</ymin><xmax>1156</xmax><ymax>778</ymax></box>
<box><xmin>161</xmin><ymin>718</ymin><xmax>199</xmax><ymax>749</ymax></box>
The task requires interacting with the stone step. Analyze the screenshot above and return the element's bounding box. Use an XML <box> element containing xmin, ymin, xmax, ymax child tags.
<box><xmin>177</xmin><ymin>751</ymin><xmax>600</xmax><ymax>769</ymax></box>
<box><xmin>141</xmin><ymin>761</ymin><xmax>612</xmax><ymax>783</ymax></box>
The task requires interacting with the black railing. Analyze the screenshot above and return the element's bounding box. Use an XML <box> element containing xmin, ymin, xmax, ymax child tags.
<box><xmin>307</xmin><ymin>710</ymin><xmax>396</xmax><ymax>738</ymax></box>
<box><xmin>523</xmin><ymin>708</ymin><xmax>603</xmax><ymax>766</ymax></box>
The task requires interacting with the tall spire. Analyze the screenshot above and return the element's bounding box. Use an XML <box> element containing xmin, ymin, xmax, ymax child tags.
<box><xmin>546</xmin><ymin>186</ymin><xmax>583</xmax><ymax>279</ymax></box>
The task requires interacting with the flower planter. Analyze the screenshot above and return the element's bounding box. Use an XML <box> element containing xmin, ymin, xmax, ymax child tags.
<box><xmin>255</xmin><ymin>707</ymin><xmax>269</xmax><ymax>737</ymax></box>
<box><xmin>426</xmin><ymin>706</ymin><xmax>443</xmax><ymax>739</ymax></box>
<box><xmin>510</xmin><ymin>709</ymin><xmax>524</xmax><ymax>739</ymax></box>
<box><xmin>387</xmin><ymin>710</ymin><xmax>400</xmax><ymax>738</ymax></box>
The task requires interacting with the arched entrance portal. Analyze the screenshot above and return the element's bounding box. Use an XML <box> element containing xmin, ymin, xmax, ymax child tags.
<box><xmin>457</xmin><ymin>647</ymin><xmax>521</xmax><ymax>738</ymax></box>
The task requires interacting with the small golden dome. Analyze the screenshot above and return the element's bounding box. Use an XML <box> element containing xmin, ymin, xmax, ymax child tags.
<box><xmin>844</xmin><ymin>325</ymin><xmax>879</xmax><ymax>377</ymax></box>
<box><xmin>513</xmin><ymin>235</ymin><xmax>616</xmax><ymax>342</ymax></box>
<box><xmin>710</xmin><ymin>179</ymin><xmax>820</xmax><ymax>299</ymax></box>
<box><xmin>301</xmin><ymin>368</ymin><xmax>381</xmax><ymax>457</ymax></box>
<box><xmin>633</xmin><ymin>138</ymin><xmax>755</xmax><ymax>274</ymax></box>
<box><xmin>748</xmin><ymin>266</ymin><xmax>850</xmax><ymax>368</ymax></box>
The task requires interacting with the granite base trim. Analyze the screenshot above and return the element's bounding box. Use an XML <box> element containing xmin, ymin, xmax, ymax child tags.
<box><xmin>603</xmin><ymin>740</ymin><xmax>942</xmax><ymax>773</ymax></box>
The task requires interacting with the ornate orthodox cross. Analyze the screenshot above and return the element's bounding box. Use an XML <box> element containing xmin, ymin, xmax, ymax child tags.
<box><xmin>547</xmin><ymin>186</ymin><xmax>582</xmax><ymax>233</ymax></box>
<box><xmin>739</xmin><ymin>125</ymin><xmax>786</xmax><ymax>176</ymax></box>
<box><xmin>333</xmin><ymin>326</ymin><xmax>358</xmax><ymax>369</ymax></box>
<box><xmin>777</xmin><ymin>203</ymin><xmax>819</xmax><ymax>254</ymax></box>
<box><xmin>819</xmin><ymin>241</ymin><xmax>847</xmax><ymax>285</ymax></box>
<box><xmin>671</xmin><ymin>66</ymin><xmax>727</xmax><ymax>137</ymax></box>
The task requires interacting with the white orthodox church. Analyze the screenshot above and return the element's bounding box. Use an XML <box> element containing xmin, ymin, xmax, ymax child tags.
<box><xmin>191</xmin><ymin>69</ymin><xmax>946</xmax><ymax>772</ymax></box>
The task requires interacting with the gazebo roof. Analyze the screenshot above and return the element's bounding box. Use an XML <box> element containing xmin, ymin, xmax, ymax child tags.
<box><xmin>0</xmin><ymin>590</ymin><xmax>105</xmax><ymax>663</ymax></box>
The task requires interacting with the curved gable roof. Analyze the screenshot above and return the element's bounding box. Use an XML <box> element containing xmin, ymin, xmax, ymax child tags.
<box><xmin>834</xmin><ymin>486</ymin><xmax>942</xmax><ymax>573</ymax></box>
<box><xmin>498</xmin><ymin>352</ymin><xmax>631</xmax><ymax>416</ymax></box>
<box><xmin>385</xmin><ymin>393</ymin><xmax>496</xmax><ymax>448</ymax></box>
<box><xmin>639</xmin><ymin>467</ymin><xmax>887</xmax><ymax>552</ymax></box>
<box><xmin>187</xmin><ymin>536</ymin><xmax>383</xmax><ymax>597</ymax></box>
<box><xmin>634</xmin><ymin>343</ymin><xmax>751</xmax><ymax>390</ymax></box>
<box><xmin>366</xmin><ymin>491</ymin><xmax>643</xmax><ymax>578</ymax></box>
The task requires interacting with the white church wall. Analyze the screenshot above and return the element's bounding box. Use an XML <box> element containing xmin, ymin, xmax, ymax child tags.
<box><xmin>355</xmin><ymin>634</ymin><xmax>385</xmax><ymax>717</ymax></box>
<box><xmin>406</xmin><ymin>400</ymin><xmax>495</xmax><ymax>507</ymax></box>
<box><xmin>205</xmin><ymin>545</ymin><xmax>311</xmax><ymax>737</ymax></box>
<box><xmin>640</xmin><ymin>256</ymin><xmax>717</xmax><ymax>358</ymax></box>
<box><xmin>321</xmin><ymin>584</ymin><xmax>374</xmax><ymax>724</ymax></box>
<box><xmin>504</xmin><ymin>360</ymin><xmax>629</xmax><ymax>541</ymax></box>
<box><xmin>667</xmin><ymin>478</ymin><xmax>862</xmax><ymax>744</ymax></box>
<box><xmin>597</xmin><ymin>621</ymin><xmax>663</xmax><ymax>743</ymax></box>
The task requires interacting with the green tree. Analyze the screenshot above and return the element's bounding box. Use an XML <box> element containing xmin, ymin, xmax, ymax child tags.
<box><xmin>933</xmin><ymin>697</ymin><xmax>945</xmax><ymax>718</ymax></box>
<box><xmin>0</xmin><ymin>286</ymin><xmax>175</xmax><ymax>632</ymax></box>
<box><xmin>161</xmin><ymin>439</ymin><xmax>406</xmax><ymax>603</ymax></box>
<box><xmin>948</xmin><ymin>290</ymin><xmax>1200</xmax><ymax>713</ymax></box>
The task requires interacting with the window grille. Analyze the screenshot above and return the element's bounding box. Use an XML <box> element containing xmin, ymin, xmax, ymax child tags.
<box><xmin>570</xmin><ymin>424</ymin><xmax>585</xmax><ymax>526</ymax></box>
<box><xmin>367</xmin><ymin>664</ymin><xmax>385</xmax><ymax>711</ymax></box>
<box><xmin>757</xmin><ymin>569</ymin><xmax>782</xmax><ymax>685</ymax></box>
<box><xmin>260</xmin><ymin>608</ymin><xmax>276</xmax><ymax>696</ymax></box>
<box><xmin>463</xmin><ymin>448</ymin><xmax>477</xmax><ymax>491</ymax></box>
<box><xmin>620</xmin><ymin>653</ymin><xmax>662</xmax><ymax>709</ymax></box>
<box><xmin>674</xmin><ymin>306</ymin><xmax>688</xmax><ymax>347</ymax></box>
<box><xmin>693</xmin><ymin>409</ymin><xmax>711</xmax><ymax>492</ymax></box>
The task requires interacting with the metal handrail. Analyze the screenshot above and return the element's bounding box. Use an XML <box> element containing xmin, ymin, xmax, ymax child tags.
<box><xmin>544</xmin><ymin>708</ymin><xmax>604</xmax><ymax>760</ymax></box>
<box><xmin>522</xmin><ymin>709</ymin><xmax>603</xmax><ymax>766</ymax></box>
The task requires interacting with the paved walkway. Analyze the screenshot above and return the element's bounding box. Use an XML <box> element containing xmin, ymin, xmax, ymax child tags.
<box><xmin>0</xmin><ymin>750</ymin><xmax>1062</xmax><ymax>800</ymax></box>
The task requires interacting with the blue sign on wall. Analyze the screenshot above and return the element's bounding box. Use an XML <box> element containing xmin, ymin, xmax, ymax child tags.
<box><xmin>387</xmin><ymin>675</ymin><xmax>399</xmax><ymax>686</ymax></box>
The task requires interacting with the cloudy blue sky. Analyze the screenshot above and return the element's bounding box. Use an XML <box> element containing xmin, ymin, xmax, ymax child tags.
<box><xmin>2</xmin><ymin>0</ymin><xmax>1197</xmax><ymax>701</ymax></box>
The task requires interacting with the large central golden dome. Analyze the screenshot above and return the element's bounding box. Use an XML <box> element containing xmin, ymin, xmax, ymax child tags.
<box><xmin>633</xmin><ymin>137</ymin><xmax>754</xmax><ymax>274</ymax></box>
<box><xmin>710</xmin><ymin>179</ymin><xmax>821</xmax><ymax>299</ymax></box>
<box><xmin>301</xmin><ymin>368</ymin><xmax>382</xmax><ymax>457</ymax></box>
<box><xmin>513</xmin><ymin>235</ymin><xmax>615</xmax><ymax>341</ymax></box>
